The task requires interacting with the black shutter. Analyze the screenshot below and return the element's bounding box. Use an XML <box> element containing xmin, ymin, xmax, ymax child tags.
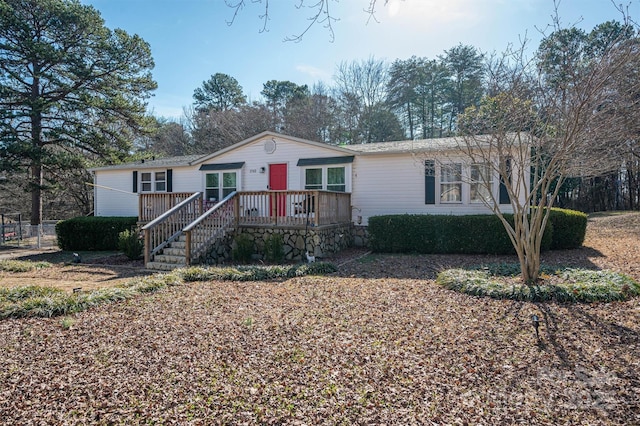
<box><xmin>166</xmin><ymin>169</ymin><xmax>173</xmax><ymax>193</ymax></box>
<box><xmin>499</xmin><ymin>158</ymin><xmax>511</xmax><ymax>204</ymax></box>
<box><xmin>425</xmin><ymin>160</ymin><xmax>435</xmax><ymax>204</ymax></box>
<box><xmin>132</xmin><ymin>171</ymin><xmax>138</xmax><ymax>193</ymax></box>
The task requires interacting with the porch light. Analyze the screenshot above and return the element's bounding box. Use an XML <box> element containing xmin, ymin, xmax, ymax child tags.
<box><xmin>259</xmin><ymin>167</ymin><xmax>266</xmax><ymax>173</ymax></box>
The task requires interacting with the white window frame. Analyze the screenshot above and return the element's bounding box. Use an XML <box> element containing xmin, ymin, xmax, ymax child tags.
<box><xmin>302</xmin><ymin>165</ymin><xmax>350</xmax><ymax>192</ymax></box>
<box><xmin>154</xmin><ymin>171</ymin><xmax>166</xmax><ymax>192</ymax></box>
<box><xmin>140</xmin><ymin>172</ymin><xmax>152</xmax><ymax>192</ymax></box>
<box><xmin>204</xmin><ymin>170</ymin><xmax>239</xmax><ymax>202</ymax></box>
<box><xmin>139</xmin><ymin>170</ymin><xmax>169</xmax><ymax>193</ymax></box>
<box><xmin>304</xmin><ymin>168</ymin><xmax>323</xmax><ymax>190</ymax></box>
<box><xmin>470</xmin><ymin>163</ymin><xmax>493</xmax><ymax>204</ymax></box>
<box><xmin>439</xmin><ymin>163</ymin><xmax>463</xmax><ymax>203</ymax></box>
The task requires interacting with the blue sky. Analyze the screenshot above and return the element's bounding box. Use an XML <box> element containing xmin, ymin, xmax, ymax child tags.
<box><xmin>82</xmin><ymin>0</ymin><xmax>639</xmax><ymax>119</ymax></box>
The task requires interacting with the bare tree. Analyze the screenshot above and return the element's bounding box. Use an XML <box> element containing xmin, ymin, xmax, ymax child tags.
<box><xmin>456</xmin><ymin>18</ymin><xmax>640</xmax><ymax>283</ymax></box>
<box><xmin>224</xmin><ymin>0</ymin><xmax>390</xmax><ymax>42</ymax></box>
<box><xmin>334</xmin><ymin>56</ymin><xmax>389</xmax><ymax>143</ymax></box>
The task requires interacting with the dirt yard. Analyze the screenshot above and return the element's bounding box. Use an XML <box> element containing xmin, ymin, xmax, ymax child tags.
<box><xmin>0</xmin><ymin>212</ymin><xmax>639</xmax><ymax>425</ymax></box>
<box><xmin>2</xmin><ymin>212</ymin><xmax>639</xmax><ymax>291</ymax></box>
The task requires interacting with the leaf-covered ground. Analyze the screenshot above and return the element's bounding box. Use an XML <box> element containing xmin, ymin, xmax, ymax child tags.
<box><xmin>1</xmin><ymin>213</ymin><xmax>639</xmax><ymax>424</ymax></box>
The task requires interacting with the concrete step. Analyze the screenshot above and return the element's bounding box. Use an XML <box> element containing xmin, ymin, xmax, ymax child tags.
<box><xmin>162</xmin><ymin>247</ymin><xmax>186</xmax><ymax>256</ymax></box>
<box><xmin>170</xmin><ymin>240</ymin><xmax>186</xmax><ymax>249</ymax></box>
<box><xmin>153</xmin><ymin>254</ymin><xmax>186</xmax><ymax>264</ymax></box>
<box><xmin>146</xmin><ymin>261</ymin><xmax>185</xmax><ymax>271</ymax></box>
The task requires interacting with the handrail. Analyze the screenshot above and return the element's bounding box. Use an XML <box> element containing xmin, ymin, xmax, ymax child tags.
<box><xmin>183</xmin><ymin>191</ymin><xmax>237</xmax><ymax>232</ymax></box>
<box><xmin>183</xmin><ymin>191</ymin><xmax>238</xmax><ymax>264</ymax></box>
<box><xmin>142</xmin><ymin>192</ymin><xmax>202</xmax><ymax>265</ymax></box>
<box><xmin>141</xmin><ymin>192</ymin><xmax>202</xmax><ymax>230</ymax></box>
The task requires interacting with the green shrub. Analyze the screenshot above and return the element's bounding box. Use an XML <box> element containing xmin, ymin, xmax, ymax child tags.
<box><xmin>232</xmin><ymin>233</ymin><xmax>254</xmax><ymax>263</ymax></box>
<box><xmin>548</xmin><ymin>207</ymin><xmax>587</xmax><ymax>249</ymax></box>
<box><xmin>368</xmin><ymin>214</ymin><xmax>553</xmax><ymax>255</ymax></box>
<box><xmin>56</xmin><ymin>216</ymin><xmax>138</xmax><ymax>251</ymax></box>
<box><xmin>118</xmin><ymin>228</ymin><xmax>143</xmax><ymax>260</ymax></box>
<box><xmin>264</xmin><ymin>233</ymin><xmax>285</xmax><ymax>264</ymax></box>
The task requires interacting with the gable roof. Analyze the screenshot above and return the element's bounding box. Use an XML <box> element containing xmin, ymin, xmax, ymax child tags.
<box><xmin>193</xmin><ymin>131</ymin><xmax>356</xmax><ymax>164</ymax></box>
<box><xmin>90</xmin><ymin>132</ymin><xmax>526</xmax><ymax>172</ymax></box>
<box><xmin>90</xmin><ymin>154</ymin><xmax>206</xmax><ymax>172</ymax></box>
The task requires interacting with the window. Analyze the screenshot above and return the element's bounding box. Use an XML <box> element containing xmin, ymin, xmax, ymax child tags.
<box><xmin>222</xmin><ymin>172</ymin><xmax>237</xmax><ymax>197</ymax></box>
<box><xmin>206</xmin><ymin>171</ymin><xmax>237</xmax><ymax>202</ymax></box>
<box><xmin>327</xmin><ymin>167</ymin><xmax>346</xmax><ymax>192</ymax></box>
<box><xmin>424</xmin><ymin>160</ymin><xmax>436</xmax><ymax>204</ymax></box>
<box><xmin>205</xmin><ymin>173</ymin><xmax>219</xmax><ymax>202</ymax></box>
<box><xmin>470</xmin><ymin>164</ymin><xmax>492</xmax><ymax>203</ymax></box>
<box><xmin>305</xmin><ymin>169</ymin><xmax>322</xmax><ymax>190</ymax></box>
<box><xmin>440</xmin><ymin>163</ymin><xmax>462</xmax><ymax>202</ymax></box>
<box><xmin>154</xmin><ymin>172</ymin><xmax>166</xmax><ymax>192</ymax></box>
<box><xmin>304</xmin><ymin>166</ymin><xmax>347</xmax><ymax>191</ymax></box>
<box><xmin>140</xmin><ymin>172</ymin><xmax>152</xmax><ymax>192</ymax></box>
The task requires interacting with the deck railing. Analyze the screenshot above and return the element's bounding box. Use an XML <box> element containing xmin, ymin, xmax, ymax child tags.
<box><xmin>140</xmin><ymin>190</ymin><xmax>352</xmax><ymax>227</ymax></box>
<box><xmin>140</xmin><ymin>190</ymin><xmax>351</xmax><ymax>266</ymax></box>
<box><xmin>183</xmin><ymin>192</ymin><xmax>237</xmax><ymax>265</ymax></box>
<box><xmin>139</xmin><ymin>192</ymin><xmax>195</xmax><ymax>223</ymax></box>
<box><xmin>141</xmin><ymin>192</ymin><xmax>203</xmax><ymax>265</ymax></box>
<box><xmin>237</xmin><ymin>190</ymin><xmax>351</xmax><ymax>226</ymax></box>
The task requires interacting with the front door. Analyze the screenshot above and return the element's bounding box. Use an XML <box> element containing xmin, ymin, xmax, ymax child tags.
<box><xmin>269</xmin><ymin>163</ymin><xmax>287</xmax><ymax>216</ymax></box>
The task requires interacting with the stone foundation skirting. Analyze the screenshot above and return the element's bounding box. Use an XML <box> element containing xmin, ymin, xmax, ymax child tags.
<box><xmin>352</xmin><ymin>225</ymin><xmax>369</xmax><ymax>247</ymax></box>
<box><xmin>241</xmin><ymin>223</ymin><xmax>354</xmax><ymax>261</ymax></box>
<box><xmin>199</xmin><ymin>223</ymin><xmax>357</xmax><ymax>264</ymax></box>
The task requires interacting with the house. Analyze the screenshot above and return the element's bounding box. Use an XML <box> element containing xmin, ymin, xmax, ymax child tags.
<box><xmin>90</xmin><ymin>132</ymin><xmax>527</xmax><ymax>269</ymax></box>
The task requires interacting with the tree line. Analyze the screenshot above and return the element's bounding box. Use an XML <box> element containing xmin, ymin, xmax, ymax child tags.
<box><xmin>148</xmin><ymin>44</ymin><xmax>485</xmax><ymax>156</ymax></box>
<box><xmin>146</xmin><ymin>22</ymin><xmax>639</xmax><ymax>213</ymax></box>
<box><xmin>1</xmin><ymin>0</ymin><xmax>638</xmax><ymax>225</ymax></box>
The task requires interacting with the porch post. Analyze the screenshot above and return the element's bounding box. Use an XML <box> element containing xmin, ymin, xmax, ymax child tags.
<box><xmin>270</xmin><ymin>192</ymin><xmax>277</xmax><ymax>225</ymax></box>
<box><xmin>314</xmin><ymin>191</ymin><xmax>320</xmax><ymax>227</ymax></box>
<box><xmin>234</xmin><ymin>194</ymin><xmax>240</xmax><ymax>226</ymax></box>
<box><xmin>144</xmin><ymin>228</ymin><xmax>150</xmax><ymax>266</ymax></box>
<box><xmin>185</xmin><ymin>230</ymin><xmax>191</xmax><ymax>266</ymax></box>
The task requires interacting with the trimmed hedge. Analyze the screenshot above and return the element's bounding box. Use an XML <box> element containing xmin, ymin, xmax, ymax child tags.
<box><xmin>368</xmin><ymin>213</ymin><xmax>554</xmax><ymax>255</ymax></box>
<box><xmin>56</xmin><ymin>216</ymin><xmax>138</xmax><ymax>251</ymax></box>
<box><xmin>547</xmin><ymin>207</ymin><xmax>587</xmax><ymax>250</ymax></box>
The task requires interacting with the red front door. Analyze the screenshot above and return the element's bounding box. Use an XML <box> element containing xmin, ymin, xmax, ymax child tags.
<box><xmin>269</xmin><ymin>163</ymin><xmax>287</xmax><ymax>216</ymax></box>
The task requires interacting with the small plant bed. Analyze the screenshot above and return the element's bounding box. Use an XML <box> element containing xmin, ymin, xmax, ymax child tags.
<box><xmin>0</xmin><ymin>259</ymin><xmax>52</xmax><ymax>272</ymax></box>
<box><xmin>0</xmin><ymin>274</ymin><xmax>182</xmax><ymax>319</ymax></box>
<box><xmin>177</xmin><ymin>262</ymin><xmax>338</xmax><ymax>282</ymax></box>
<box><xmin>0</xmin><ymin>262</ymin><xmax>338</xmax><ymax>319</ymax></box>
<box><xmin>436</xmin><ymin>263</ymin><xmax>640</xmax><ymax>303</ymax></box>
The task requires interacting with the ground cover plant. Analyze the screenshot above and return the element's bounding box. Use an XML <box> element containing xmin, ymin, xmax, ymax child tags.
<box><xmin>0</xmin><ymin>259</ymin><xmax>51</xmax><ymax>272</ymax></box>
<box><xmin>0</xmin><ymin>212</ymin><xmax>638</xmax><ymax>424</ymax></box>
<box><xmin>0</xmin><ymin>263</ymin><xmax>338</xmax><ymax>318</ymax></box>
<box><xmin>437</xmin><ymin>264</ymin><xmax>640</xmax><ymax>302</ymax></box>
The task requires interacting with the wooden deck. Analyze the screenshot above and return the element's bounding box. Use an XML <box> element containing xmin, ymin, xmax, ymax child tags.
<box><xmin>139</xmin><ymin>190</ymin><xmax>352</xmax><ymax>227</ymax></box>
<box><xmin>140</xmin><ymin>191</ymin><xmax>352</xmax><ymax>266</ymax></box>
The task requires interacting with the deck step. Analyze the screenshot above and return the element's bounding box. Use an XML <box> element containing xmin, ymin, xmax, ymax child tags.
<box><xmin>162</xmin><ymin>247</ymin><xmax>186</xmax><ymax>256</ymax></box>
<box><xmin>153</xmin><ymin>254</ymin><xmax>186</xmax><ymax>264</ymax></box>
<box><xmin>145</xmin><ymin>261</ymin><xmax>185</xmax><ymax>271</ymax></box>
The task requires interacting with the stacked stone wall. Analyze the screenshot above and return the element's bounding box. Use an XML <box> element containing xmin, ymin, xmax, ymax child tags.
<box><xmin>200</xmin><ymin>224</ymin><xmax>356</xmax><ymax>264</ymax></box>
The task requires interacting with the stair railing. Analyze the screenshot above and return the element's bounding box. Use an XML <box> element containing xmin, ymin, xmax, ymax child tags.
<box><xmin>142</xmin><ymin>192</ymin><xmax>203</xmax><ymax>266</ymax></box>
<box><xmin>183</xmin><ymin>191</ymin><xmax>238</xmax><ymax>265</ymax></box>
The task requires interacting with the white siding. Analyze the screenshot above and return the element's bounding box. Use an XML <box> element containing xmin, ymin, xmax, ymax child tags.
<box><xmin>94</xmin><ymin>169</ymin><xmax>139</xmax><ymax>217</ymax></box>
<box><xmin>200</xmin><ymin>136</ymin><xmax>351</xmax><ymax>192</ymax></box>
<box><xmin>351</xmin><ymin>153</ymin><xmax>516</xmax><ymax>225</ymax></box>
<box><xmin>93</xmin><ymin>135</ymin><xmax>352</xmax><ymax>217</ymax></box>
